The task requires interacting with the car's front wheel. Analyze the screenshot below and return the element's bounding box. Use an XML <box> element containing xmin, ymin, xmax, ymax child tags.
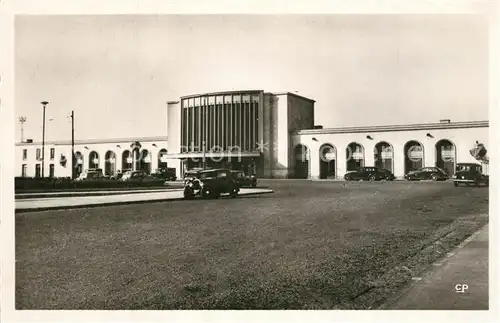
<box><xmin>344</xmin><ymin>174</ymin><xmax>351</xmax><ymax>181</ymax></box>
<box><xmin>431</xmin><ymin>174</ymin><xmax>438</xmax><ymax>181</ymax></box>
<box><xmin>183</xmin><ymin>187</ymin><xmax>195</xmax><ymax>199</ymax></box>
<box><xmin>368</xmin><ymin>174</ymin><xmax>377</xmax><ymax>181</ymax></box>
<box><xmin>201</xmin><ymin>186</ymin><xmax>214</xmax><ymax>199</ymax></box>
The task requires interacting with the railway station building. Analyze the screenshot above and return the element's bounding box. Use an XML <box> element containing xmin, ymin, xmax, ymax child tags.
<box><xmin>15</xmin><ymin>89</ymin><xmax>489</xmax><ymax>180</ymax></box>
<box><xmin>163</xmin><ymin>90</ymin><xmax>489</xmax><ymax>180</ymax></box>
<box><xmin>15</xmin><ymin>137</ymin><xmax>168</xmax><ymax>179</ymax></box>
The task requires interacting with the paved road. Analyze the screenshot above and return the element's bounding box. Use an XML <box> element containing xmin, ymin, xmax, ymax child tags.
<box><xmin>15</xmin><ymin>180</ymin><xmax>489</xmax><ymax>309</ymax></box>
<box><xmin>15</xmin><ymin>188</ymin><xmax>274</xmax><ymax>211</ymax></box>
<box><xmin>16</xmin><ymin>188</ymin><xmax>177</xmax><ymax>197</ymax></box>
<box><xmin>384</xmin><ymin>224</ymin><xmax>489</xmax><ymax>310</ymax></box>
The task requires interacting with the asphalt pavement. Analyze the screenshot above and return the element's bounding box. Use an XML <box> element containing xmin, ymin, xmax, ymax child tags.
<box><xmin>382</xmin><ymin>224</ymin><xmax>489</xmax><ymax>310</ymax></box>
<box><xmin>15</xmin><ymin>180</ymin><xmax>489</xmax><ymax>309</ymax></box>
<box><xmin>15</xmin><ymin>187</ymin><xmax>274</xmax><ymax>212</ymax></box>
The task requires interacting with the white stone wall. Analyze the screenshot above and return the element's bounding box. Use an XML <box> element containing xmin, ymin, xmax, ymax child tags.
<box><xmin>292</xmin><ymin>125</ymin><xmax>489</xmax><ymax>179</ymax></box>
<box><xmin>16</xmin><ymin>139</ymin><xmax>169</xmax><ymax>178</ymax></box>
<box><xmin>264</xmin><ymin>93</ymin><xmax>315</xmax><ymax>179</ymax></box>
<box><xmin>272</xmin><ymin>94</ymin><xmax>289</xmax><ymax>178</ymax></box>
<box><xmin>167</xmin><ymin>101</ymin><xmax>181</xmax><ymax>154</ymax></box>
<box><xmin>166</xmin><ymin>101</ymin><xmax>186</xmax><ymax>179</ymax></box>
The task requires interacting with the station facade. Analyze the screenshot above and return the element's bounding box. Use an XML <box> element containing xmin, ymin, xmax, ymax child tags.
<box><xmin>163</xmin><ymin>90</ymin><xmax>488</xmax><ymax>179</ymax></box>
<box><xmin>292</xmin><ymin>121</ymin><xmax>489</xmax><ymax>180</ymax></box>
<box><xmin>15</xmin><ymin>137</ymin><xmax>168</xmax><ymax>178</ymax></box>
<box><xmin>163</xmin><ymin>90</ymin><xmax>315</xmax><ymax>179</ymax></box>
<box><xmin>15</xmin><ymin>89</ymin><xmax>489</xmax><ymax>180</ymax></box>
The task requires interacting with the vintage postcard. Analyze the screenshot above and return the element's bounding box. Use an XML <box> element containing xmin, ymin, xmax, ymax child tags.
<box><xmin>1</xmin><ymin>1</ymin><xmax>498</xmax><ymax>323</ymax></box>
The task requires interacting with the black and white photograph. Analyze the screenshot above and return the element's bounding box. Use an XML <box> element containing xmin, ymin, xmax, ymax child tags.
<box><xmin>1</xmin><ymin>1</ymin><xmax>499</xmax><ymax>323</ymax></box>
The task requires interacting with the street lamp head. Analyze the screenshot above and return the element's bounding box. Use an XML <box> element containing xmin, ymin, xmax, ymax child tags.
<box><xmin>41</xmin><ymin>101</ymin><xmax>49</xmax><ymax>106</ymax></box>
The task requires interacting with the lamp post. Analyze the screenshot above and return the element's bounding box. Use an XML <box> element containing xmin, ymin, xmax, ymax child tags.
<box><xmin>130</xmin><ymin>141</ymin><xmax>141</xmax><ymax>171</ymax></box>
<box><xmin>41</xmin><ymin>101</ymin><xmax>49</xmax><ymax>178</ymax></box>
<box><xmin>70</xmin><ymin>110</ymin><xmax>75</xmax><ymax>179</ymax></box>
<box><xmin>202</xmin><ymin>96</ymin><xmax>207</xmax><ymax>169</ymax></box>
<box><xmin>19</xmin><ymin>116</ymin><xmax>27</xmax><ymax>143</ymax></box>
<box><xmin>202</xmin><ymin>140</ymin><xmax>206</xmax><ymax>169</ymax></box>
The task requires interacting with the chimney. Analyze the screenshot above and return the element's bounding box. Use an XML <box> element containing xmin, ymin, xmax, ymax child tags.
<box><xmin>439</xmin><ymin>119</ymin><xmax>451</xmax><ymax>124</ymax></box>
<box><xmin>26</xmin><ymin>139</ymin><xmax>33</xmax><ymax>143</ymax></box>
<box><xmin>313</xmin><ymin>125</ymin><xmax>323</xmax><ymax>129</ymax></box>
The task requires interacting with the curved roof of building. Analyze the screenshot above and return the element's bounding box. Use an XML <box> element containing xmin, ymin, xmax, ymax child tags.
<box><xmin>180</xmin><ymin>90</ymin><xmax>264</xmax><ymax>99</ymax></box>
<box><xmin>179</xmin><ymin>90</ymin><xmax>316</xmax><ymax>103</ymax></box>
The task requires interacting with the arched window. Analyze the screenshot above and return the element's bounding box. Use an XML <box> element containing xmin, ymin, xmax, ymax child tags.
<box><xmin>346</xmin><ymin>142</ymin><xmax>364</xmax><ymax>171</ymax></box>
<box><xmin>88</xmin><ymin>151</ymin><xmax>99</xmax><ymax>170</ymax></box>
<box><xmin>435</xmin><ymin>139</ymin><xmax>456</xmax><ymax>176</ymax></box>
<box><xmin>75</xmin><ymin>151</ymin><xmax>84</xmax><ymax>177</ymax></box>
<box><xmin>319</xmin><ymin>144</ymin><xmax>337</xmax><ymax>179</ymax></box>
<box><xmin>104</xmin><ymin>151</ymin><xmax>116</xmax><ymax>176</ymax></box>
<box><xmin>294</xmin><ymin>144</ymin><xmax>310</xmax><ymax>179</ymax></box>
<box><xmin>140</xmin><ymin>149</ymin><xmax>151</xmax><ymax>174</ymax></box>
<box><xmin>158</xmin><ymin>149</ymin><xmax>168</xmax><ymax>169</ymax></box>
<box><xmin>404</xmin><ymin>140</ymin><xmax>424</xmax><ymax>174</ymax></box>
<box><xmin>374</xmin><ymin>142</ymin><xmax>394</xmax><ymax>172</ymax></box>
<box><xmin>122</xmin><ymin>150</ymin><xmax>132</xmax><ymax>172</ymax></box>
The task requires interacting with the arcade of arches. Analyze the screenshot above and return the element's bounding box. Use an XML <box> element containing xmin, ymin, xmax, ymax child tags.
<box><xmin>294</xmin><ymin>139</ymin><xmax>458</xmax><ymax>179</ymax></box>
<box><xmin>72</xmin><ymin>147</ymin><xmax>170</xmax><ymax>177</ymax></box>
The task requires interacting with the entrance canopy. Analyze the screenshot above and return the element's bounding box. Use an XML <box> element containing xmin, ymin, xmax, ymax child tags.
<box><xmin>167</xmin><ymin>151</ymin><xmax>261</xmax><ymax>159</ymax></box>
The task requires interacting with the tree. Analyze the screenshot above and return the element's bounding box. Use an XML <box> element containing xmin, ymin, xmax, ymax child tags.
<box><xmin>470</xmin><ymin>141</ymin><xmax>489</xmax><ymax>164</ymax></box>
<box><xmin>130</xmin><ymin>141</ymin><xmax>142</xmax><ymax>151</ymax></box>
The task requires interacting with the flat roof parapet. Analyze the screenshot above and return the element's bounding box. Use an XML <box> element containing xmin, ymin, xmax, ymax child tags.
<box><xmin>295</xmin><ymin>120</ymin><xmax>489</xmax><ymax>135</ymax></box>
<box><xmin>268</xmin><ymin>91</ymin><xmax>316</xmax><ymax>103</ymax></box>
<box><xmin>16</xmin><ymin>136</ymin><xmax>168</xmax><ymax>146</ymax></box>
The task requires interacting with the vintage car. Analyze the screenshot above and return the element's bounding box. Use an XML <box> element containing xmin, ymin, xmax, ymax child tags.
<box><xmin>120</xmin><ymin>170</ymin><xmax>161</xmax><ymax>183</ymax></box>
<box><xmin>183</xmin><ymin>168</ymin><xmax>240</xmax><ymax>199</ymax></box>
<box><xmin>75</xmin><ymin>168</ymin><xmax>106</xmax><ymax>181</ymax></box>
<box><xmin>343</xmin><ymin>167</ymin><xmax>395</xmax><ymax>181</ymax></box>
<box><xmin>183</xmin><ymin>168</ymin><xmax>204</xmax><ymax>184</ymax></box>
<box><xmin>230</xmin><ymin>170</ymin><xmax>257</xmax><ymax>187</ymax></box>
<box><xmin>404</xmin><ymin>167</ymin><xmax>449</xmax><ymax>181</ymax></box>
<box><xmin>152</xmin><ymin>167</ymin><xmax>177</xmax><ymax>181</ymax></box>
<box><xmin>452</xmin><ymin>163</ymin><xmax>489</xmax><ymax>187</ymax></box>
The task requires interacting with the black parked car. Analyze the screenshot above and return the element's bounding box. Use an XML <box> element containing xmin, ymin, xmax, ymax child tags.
<box><xmin>230</xmin><ymin>170</ymin><xmax>257</xmax><ymax>187</ymax></box>
<box><xmin>152</xmin><ymin>167</ymin><xmax>177</xmax><ymax>181</ymax></box>
<box><xmin>183</xmin><ymin>168</ymin><xmax>205</xmax><ymax>184</ymax></box>
<box><xmin>183</xmin><ymin>168</ymin><xmax>240</xmax><ymax>199</ymax></box>
<box><xmin>404</xmin><ymin>167</ymin><xmax>449</xmax><ymax>181</ymax></box>
<box><xmin>452</xmin><ymin>163</ymin><xmax>489</xmax><ymax>187</ymax></box>
<box><xmin>120</xmin><ymin>170</ymin><xmax>164</xmax><ymax>185</ymax></box>
<box><xmin>344</xmin><ymin>167</ymin><xmax>395</xmax><ymax>181</ymax></box>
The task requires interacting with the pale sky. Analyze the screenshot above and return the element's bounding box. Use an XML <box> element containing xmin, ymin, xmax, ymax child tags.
<box><xmin>15</xmin><ymin>14</ymin><xmax>489</xmax><ymax>142</ymax></box>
